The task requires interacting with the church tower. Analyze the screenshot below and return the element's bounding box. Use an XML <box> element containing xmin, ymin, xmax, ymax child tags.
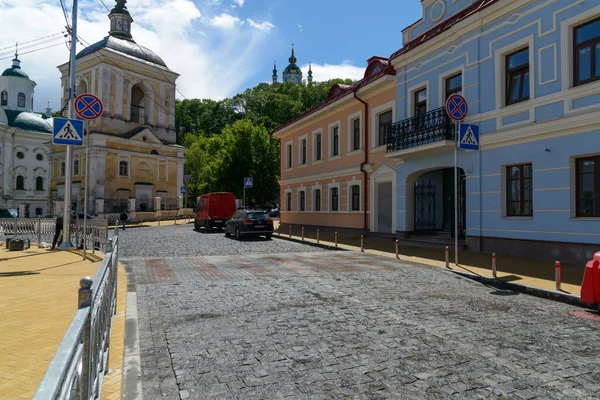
<box><xmin>307</xmin><ymin>63</ymin><xmax>313</xmax><ymax>84</ymax></box>
<box><xmin>272</xmin><ymin>61</ymin><xmax>278</xmax><ymax>84</ymax></box>
<box><xmin>52</xmin><ymin>0</ymin><xmax>185</xmax><ymax>215</ymax></box>
<box><xmin>282</xmin><ymin>45</ymin><xmax>302</xmax><ymax>84</ymax></box>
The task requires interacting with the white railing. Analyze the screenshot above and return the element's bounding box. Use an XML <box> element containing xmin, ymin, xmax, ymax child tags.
<box><xmin>33</xmin><ymin>232</ymin><xmax>120</xmax><ymax>400</ymax></box>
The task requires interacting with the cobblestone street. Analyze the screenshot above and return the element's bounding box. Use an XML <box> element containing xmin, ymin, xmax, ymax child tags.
<box><xmin>121</xmin><ymin>226</ymin><xmax>600</xmax><ymax>399</ymax></box>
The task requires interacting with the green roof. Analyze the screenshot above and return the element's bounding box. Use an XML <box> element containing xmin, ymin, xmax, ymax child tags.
<box><xmin>2</xmin><ymin>65</ymin><xmax>29</xmax><ymax>79</ymax></box>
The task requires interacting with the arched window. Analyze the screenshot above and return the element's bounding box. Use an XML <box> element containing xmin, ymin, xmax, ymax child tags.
<box><xmin>150</xmin><ymin>150</ymin><xmax>158</xmax><ymax>155</ymax></box>
<box><xmin>17</xmin><ymin>93</ymin><xmax>26</xmax><ymax>108</ymax></box>
<box><xmin>0</xmin><ymin>91</ymin><xmax>7</xmax><ymax>106</ymax></box>
<box><xmin>16</xmin><ymin>175</ymin><xmax>24</xmax><ymax>190</ymax></box>
<box><xmin>130</xmin><ymin>84</ymin><xmax>145</xmax><ymax>123</ymax></box>
<box><xmin>36</xmin><ymin>176</ymin><xmax>44</xmax><ymax>191</ymax></box>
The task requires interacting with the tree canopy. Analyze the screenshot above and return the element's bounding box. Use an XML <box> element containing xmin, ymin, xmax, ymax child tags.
<box><xmin>178</xmin><ymin>79</ymin><xmax>354</xmax><ymax>207</ymax></box>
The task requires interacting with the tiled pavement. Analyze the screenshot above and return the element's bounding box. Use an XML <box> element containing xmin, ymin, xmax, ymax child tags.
<box><xmin>124</xmin><ymin>251</ymin><xmax>600</xmax><ymax>399</ymax></box>
<box><xmin>0</xmin><ymin>245</ymin><xmax>127</xmax><ymax>400</ymax></box>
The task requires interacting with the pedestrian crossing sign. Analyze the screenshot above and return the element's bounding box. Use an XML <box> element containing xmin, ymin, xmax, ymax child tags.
<box><xmin>53</xmin><ymin>118</ymin><xmax>84</xmax><ymax>146</ymax></box>
<box><xmin>459</xmin><ymin>123</ymin><xmax>480</xmax><ymax>151</ymax></box>
<box><xmin>244</xmin><ymin>177</ymin><xmax>253</xmax><ymax>188</ymax></box>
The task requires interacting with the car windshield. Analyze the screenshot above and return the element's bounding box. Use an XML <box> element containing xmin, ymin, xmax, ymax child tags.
<box><xmin>246</xmin><ymin>212</ymin><xmax>269</xmax><ymax>220</ymax></box>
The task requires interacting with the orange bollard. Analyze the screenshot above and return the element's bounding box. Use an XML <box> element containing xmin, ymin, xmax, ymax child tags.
<box><xmin>492</xmin><ymin>253</ymin><xmax>497</xmax><ymax>278</ymax></box>
<box><xmin>555</xmin><ymin>261</ymin><xmax>561</xmax><ymax>291</ymax></box>
<box><xmin>581</xmin><ymin>252</ymin><xmax>600</xmax><ymax>304</ymax></box>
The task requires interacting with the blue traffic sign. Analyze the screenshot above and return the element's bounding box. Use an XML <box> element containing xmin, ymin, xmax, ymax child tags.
<box><xmin>244</xmin><ymin>177</ymin><xmax>253</xmax><ymax>188</ymax></box>
<box><xmin>75</xmin><ymin>93</ymin><xmax>103</xmax><ymax>120</ymax></box>
<box><xmin>459</xmin><ymin>123</ymin><xmax>480</xmax><ymax>151</ymax></box>
<box><xmin>53</xmin><ymin>118</ymin><xmax>84</xmax><ymax>146</ymax></box>
<box><xmin>446</xmin><ymin>94</ymin><xmax>468</xmax><ymax>121</ymax></box>
<box><xmin>180</xmin><ymin>186</ymin><xmax>187</xmax><ymax>195</ymax></box>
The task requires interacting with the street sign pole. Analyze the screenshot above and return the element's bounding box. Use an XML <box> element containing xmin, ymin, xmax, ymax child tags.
<box><xmin>243</xmin><ymin>183</ymin><xmax>246</xmax><ymax>208</ymax></box>
<box><xmin>454</xmin><ymin>121</ymin><xmax>459</xmax><ymax>266</ymax></box>
<box><xmin>83</xmin><ymin>120</ymin><xmax>89</xmax><ymax>259</ymax></box>
<box><xmin>60</xmin><ymin>0</ymin><xmax>79</xmax><ymax>249</ymax></box>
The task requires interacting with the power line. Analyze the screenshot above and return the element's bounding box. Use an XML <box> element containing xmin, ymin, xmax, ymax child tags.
<box><xmin>59</xmin><ymin>0</ymin><xmax>72</xmax><ymax>29</ymax></box>
<box><xmin>0</xmin><ymin>32</ymin><xmax>65</xmax><ymax>52</ymax></box>
<box><xmin>0</xmin><ymin>42</ymin><xmax>65</xmax><ymax>61</ymax></box>
<box><xmin>0</xmin><ymin>35</ymin><xmax>68</xmax><ymax>59</ymax></box>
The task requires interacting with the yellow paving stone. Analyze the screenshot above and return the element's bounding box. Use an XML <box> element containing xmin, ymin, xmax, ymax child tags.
<box><xmin>0</xmin><ymin>244</ymin><xmax>127</xmax><ymax>400</ymax></box>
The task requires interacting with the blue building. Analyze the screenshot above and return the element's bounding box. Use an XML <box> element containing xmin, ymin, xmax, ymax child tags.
<box><xmin>386</xmin><ymin>0</ymin><xmax>600</xmax><ymax>263</ymax></box>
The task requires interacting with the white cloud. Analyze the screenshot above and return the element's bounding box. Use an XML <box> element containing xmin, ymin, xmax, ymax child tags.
<box><xmin>300</xmin><ymin>62</ymin><xmax>365</xmax><ymax>83</ymax></box>
<box><xmin>209</xmin><ymin>13</ymin><xmax>241</xmax><ymax>29</ymax></box>
<box><xmin>233</xmin><ymin>0</ymin><xmax>246</xmax><ymax>6</ymax></box>
<box><xmin>0</xmin><ymin>0</ymin><xmax>275</xmax><ymax>112</ymax></box>
<box><xmin>246</xmin><ymin>19</ymin><xmax>275</xmax><ymax>32</ymax></box>
<box><xmin>297</xmin><ymin>24</ymin><xmax>303</xmax><ymax>32</ymax></box>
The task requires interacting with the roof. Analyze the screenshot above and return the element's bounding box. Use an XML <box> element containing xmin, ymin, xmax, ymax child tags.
<box><xmin>3</xmin><ymin>110</ymin><xmax>52</xmax><ymax>134</ymax></box>
<box><xmin>2</xmin><ymin>64</ymin><xmax>29</xmax><ymax>79</ymax></box>
<box><xmin>77</xmin><ymin>35</ymin><xmax>167</xmax><ymax>67</ymax></box>
<box><xmin>390</xmin><ymin>0</ymin><xmax>500</xmax><ymax>61</ymax></box>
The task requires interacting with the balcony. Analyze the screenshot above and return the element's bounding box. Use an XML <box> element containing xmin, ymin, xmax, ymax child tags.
<box><xmin>386</xmin><ymin>107</ymin><xmax>456</xmax><ymax>159</ymax></box>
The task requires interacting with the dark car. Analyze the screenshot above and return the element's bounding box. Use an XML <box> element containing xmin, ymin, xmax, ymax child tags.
<box><xmin>225</xmin><ymin>209</ymin><xmax>274</xmax><ymax>240</ymax></box>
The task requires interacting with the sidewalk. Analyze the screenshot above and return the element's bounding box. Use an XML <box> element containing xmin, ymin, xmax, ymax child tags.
<box><xmin>0</xmin><ymin>244</ymin><xmax>127</xmax><ymax>399</ymax></box>
<box><xmin>274</xmin><ymin>225</ymin><xmax>588</xmax><ymax>302</ymax></box>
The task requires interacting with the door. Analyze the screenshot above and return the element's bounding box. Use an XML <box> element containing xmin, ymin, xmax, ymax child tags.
<box><xmin>377</xmin><ymin>182</ymin><xmax>393</xmax><ymax>233</ymax></box>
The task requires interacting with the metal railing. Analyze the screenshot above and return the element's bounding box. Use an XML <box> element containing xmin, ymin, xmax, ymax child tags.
<box><xmin>386</xmin><ymin>107</ymin><xmax>456</xmax><ymax>152</ymax></box>
<box><xmin>33</xmin><ymin>230</ymin><xmax>120</xmax><ymax>400</ymax></box>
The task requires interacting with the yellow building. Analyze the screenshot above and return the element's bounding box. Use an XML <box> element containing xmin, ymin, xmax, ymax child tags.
<box><xmin>50</xmin><ymin>0</ymin><xmax>185</xmax><ymax>214</ymax></box>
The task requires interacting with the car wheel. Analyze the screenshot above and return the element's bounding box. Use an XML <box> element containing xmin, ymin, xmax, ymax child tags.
<box><xmin>235</xmin><ymin>228</ymin><xmax>241</xmax><ymax>240</ymax></box>
<box><xmin>265</xmin><ymin>234</ymin><xmax>272</xmax><ymax>240</ymax></box>
<box><xmin>225</xmin><ymin>227</ymin><xmax>230</xmax><ymax>237</ymax></box>
<box><xmin>194</xmin><ymin>221</ymin><xmax>200</xmax><ymax>231</ymax></box>
<box><xmin>206</xmin><ymin>222</ymin><xmax>213</xmax><ymax>232</ymax></box>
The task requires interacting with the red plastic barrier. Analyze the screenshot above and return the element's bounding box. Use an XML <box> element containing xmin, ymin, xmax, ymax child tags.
<box><xmin>581</xmin><ymin>251</ymin><xmax>600</xmax><ymax>304</ymax></box>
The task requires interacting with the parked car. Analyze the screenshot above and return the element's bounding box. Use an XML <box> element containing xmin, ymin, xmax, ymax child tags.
<box><xmin>268</xmin><ymin>206</ymin><xmax>279</xmax><ymax>218</ymax></box>
<box><xmin>224</xmin><ymin>209</ymin><xmax>274</xmax><ymax>240</ymax></box>
<box><xmin>194</xmin><ymin>192</ymin><xmax>236</xmax><ymax>231</ymax></box>
<box><xmin>237</xmin><ymin>206</ymin><xmax>254</xmax><ymax>211</ymax></box>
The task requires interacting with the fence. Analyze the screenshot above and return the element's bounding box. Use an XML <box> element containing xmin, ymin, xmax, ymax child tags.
<box><xmin>0</xmin><ymin>218</ymin><xmax>110</xmax><ymax>252</ymax></box>
<box><xmin>99</xmin><ymin>208</ymin><xmax>195</xmax><ymax>225</ymax></box>
<box><xmin>33</xmin><ymin>231</ymin><xmax>120</xmax><ymax>400</ymax></box>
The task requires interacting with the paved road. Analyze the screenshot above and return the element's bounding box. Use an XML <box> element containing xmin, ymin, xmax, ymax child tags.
<box><xmin>121</xmin><ymin>227</ymin><xmax>600</xmax><ymax>399</ymax></box>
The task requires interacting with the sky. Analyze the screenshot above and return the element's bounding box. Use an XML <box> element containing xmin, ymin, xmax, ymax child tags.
<box><xmin>0</xmin><ymin>0</ymin><xmax>421</xmax><ymax>112</ymax></box>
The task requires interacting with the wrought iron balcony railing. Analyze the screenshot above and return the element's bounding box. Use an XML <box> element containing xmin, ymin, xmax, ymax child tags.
<box><xmin>386</xmin><ymin>107</ymin><xmax>456</xmax><ymax>152</ymax></box>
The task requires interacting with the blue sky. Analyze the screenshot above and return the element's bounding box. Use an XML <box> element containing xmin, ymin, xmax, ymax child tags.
<box><xmin>0</xmin><ymin>0</ymin><xmax>422</xmax><ymax>112</ymax></box>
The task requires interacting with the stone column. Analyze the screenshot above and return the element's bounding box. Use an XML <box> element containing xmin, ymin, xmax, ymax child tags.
<box><xmin>95</xmin><ymin>199</ymin><xmax>104</xmax><ymax>215</ymax></box>
<box><xmin>19</xmin><ymin>203</ymin><xmax>26</xmax><ymax>218</ymax></box>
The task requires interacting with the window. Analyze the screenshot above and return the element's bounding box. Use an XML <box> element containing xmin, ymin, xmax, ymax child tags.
<box><xmin>286</xmin><ymin>144</ymin><xmax>293</xmax><ymax>168</ymax></box>
<box><xmin>151</xmin><ymin>150</ymin><xmax>159</xmax><ymax>155</ymax></box>
<box><xmin>505</xmin><ymin>48</ymin><xmax>530</xmax><ymax>105</ymax></box>
<box><xmin>330</xmin><ymin>187</ymin><xmax>339</xmax><ymax>211</ymax></box>
<box><xmin>445</xmin><ymin>73</ymin><xmax>462</xmax><ymax>100</ymax></box>
<box><xmin>576</xmin><ymin>156</ymin><xmax>600</xmax><ymax>217</ymax></box>
<box><xmin>1</xmin><ymin>91</ymin><xmax>7</xmax><ymax>106</ymax></box>
<box><xmin>17</xmin><ymin>93</ymin><xmax>25</xmax><ymax>108</ymax></box>
<box><xmin>36</xmin><ymin>153</ymin><xmax>43</xmax><ymax>161</ymax></box>
<box><xmin>35</xmin><ymin>207</ymin><xmax>43</xmax><ymax>216</ymax></box>
<box><xmin>378</xmin><ymin>110</ymin><xmax>392</xmax><ymax>146</ymax></box>
<box><xmin>351</xmin><ymin>185</ymin><xmax>360</xmax><ymax>211</ymax></box>
<box><xmin>352</xmin><ymin>118</ymin><xmax>360</xmax><ymax>151</ymax></box>
<box><xmin>286</xmin><ymin>192</ymin><xmax>292</xmax><ymax>211</ymax></box>
<box><xmin>506</xmin><ymin>163</ymin><xmax>533</xmax><ymax>216</ymax></box>
<box><xmin>414</xmin><ymin>88</ymin><xmax>427</xmax><ymax>116</ymax></box>
<box><xmin>60</xmin><ymin>162</ymin><xmax>65</xmax><ymax>177</ymax></box>
<box><xmin>332</xmin><ymin>126</ymin><xmax>339</xmax><ymax>156</ymax></box>
<box><xmin>314</xmin><ymin>189</ymin><xmax>321</xmax><ymax>211</ymax></box>
<box><xmin>36</xmin><ymin>176</ymin><xmax>44</xmax><ymax>191</ymax></box>
<box><xmin>74</xmin><ymin>159</ymin><xmax>79</xmax><ymax>176</ymax></box>
<box><xmin>301</xmin><ymin>138</ymin><xmax>307</xmax><ymax>165</ymax></box>
<box><xmin>315</xmin><ymin>133</ymin><xmax>322</xmax><ymax>161</ymax></box>
<box><xmin>16</xmin><ymin>175</ymin><xmax>24</xmax><ymax>190</ymax></box>
<box><xmin>574</xmin><ymin>18</ymin><xmax>600</xmax><ymax>86</ymax></box>
<box><xmin>16</xmin><ymin>151</ymin><xmax>24</xmax><ymax>159</ymax></box>
<box><xmin>299</xmin><ymin>191</ymin><xmax>305</xmax><ymax>211</ymax></box>
<box><xmin>119</xmin><ymin>161</ymin><xmax>129</xmax><ymax>177</ymax></box>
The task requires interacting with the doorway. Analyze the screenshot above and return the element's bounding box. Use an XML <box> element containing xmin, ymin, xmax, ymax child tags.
<box><xmin>377</xmin><ymin>181</ymin><xmax>393</xmax><ymax>233</ymax></box>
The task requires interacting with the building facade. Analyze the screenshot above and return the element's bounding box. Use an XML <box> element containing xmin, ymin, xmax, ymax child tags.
<box><xmin>272</xmin><ymin>57</ymin><xmax>396</xmax><ymax>232</ymax></box>
<box><xmin>50</xmin><ymin>0</ymin><xmax>185</xmax><ymax>214</ymax></box>
<box><xmin>0</xmin><ymin>55</ymin><xmax>54</xmax><ymax>216</ymax></box>
<box><xmin>274</xmin><ymin>0</ymin><xmax>600</xmax><ymax>264</ymax></box>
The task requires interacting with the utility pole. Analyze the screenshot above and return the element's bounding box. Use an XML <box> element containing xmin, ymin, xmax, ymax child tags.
<box><xmin>59</xmin><ymin>0</ymin><xmax>78</xmax><ymax>248</ymax></box>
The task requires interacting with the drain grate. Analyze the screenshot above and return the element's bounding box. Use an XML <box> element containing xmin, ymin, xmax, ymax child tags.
<box><xmin>568</xmin><ymin>310</ymin><xmax>600</xmax><ymax>321</ymax></box>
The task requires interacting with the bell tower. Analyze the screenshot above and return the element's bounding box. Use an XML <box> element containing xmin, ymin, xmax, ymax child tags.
<box><xmin>108</xmin><ymin>0</ymin><xmax>133</xmax><ymax>39</ymax></box>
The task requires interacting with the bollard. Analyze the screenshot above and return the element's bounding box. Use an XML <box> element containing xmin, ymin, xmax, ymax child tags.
<box><xmin>174</xmin><ymin>215</ymin><xmax>178</xmax><ymax>225</ymax></box>
<box><xmin>317</xmin><ymin>229</ymin><xmax>320</xmax><ymax>244</ymax></box>
<box><xmin>360</xmin><ymin>235</ymin><xmax>364</xmax><ymax>252</ymax></box>
<box><xmin>301</xmin><ymin>227</ymin><xmax>305</xmax><ymax>241</ymax></box>
<box><xmin>492</xmin><ymin>253</ymin><xmax>497</xmax><ymax>278</ymax></box>
<box><xmin>395</xmin><ymin>240</ymin><xmax>399</xmax><ymax>259</ymax></box>
<box><xmin>158</xmin><ymin>215</ymin><xmax>161</xmax><ymax>226</ymax></box>
<box><xmin>288</xmin><ymin>225</ymin><xmax>292</xmax><ymax>238</ymax></box>
<box><xmin>555</xmin><ymin>261</ymin><xmax>561</xmax><ymax>291</ymax></box>
<box><xmin>335</xmin><ymin>232</ymin><xmax>338</xmax><ymax>247</ymax></box>
<box><xmin>445</xmin><ymin>246</ymin><xmax>450</xmax><ymax>268</ymax></box>
<box><xmin>37</xmin><ymin>217</ymin><xmax>42</xmax><ymax>248</ymax></box>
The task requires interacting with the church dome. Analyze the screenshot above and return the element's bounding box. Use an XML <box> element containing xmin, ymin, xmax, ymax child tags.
<box><xmin>77</xmin><ymin>36</ymin><xmax>167</xmax><ymax>67</ymax></box>
<box><xmin>2</xmin><ymin>58</ymin><xmax>30</xmax><ymax>79</ymax></box>
<box><xmin>4</xmin><ymin>110</ymin><xmax>52</xmax><ymax>134</ymax></box>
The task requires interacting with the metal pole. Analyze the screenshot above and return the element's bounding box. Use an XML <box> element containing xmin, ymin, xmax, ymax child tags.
<box><xmin>335</xmin><ymin>232</ymin><xmax>338</xmax><ymax>247</ymax></box>
<box><xmin>83</xmin><ymin>120</ymin><xmax>89</xmax><ymax>260</ymax></box>
<box><xmin>454</xmin><ymin>121</ymin><xmax>459</xmax><ymax>266</ymax></box>
<box><xmin>60</xmin><ymin>0</ymin><xmax>78</xmax><ymax>249</ymax></box>
<box><xmin>445</xmin><ymin>246</ymin><xmax>450</xmax><ymax>268</ymax></box>
<box><xmin>37</xmin><ymin>217</ymin><xmax>41</xmax><ymax>248</ymax></box>
<box><xmin>555</xmin><ymin>261</ymin><xmax>561</xmax><ymax>290</ymax></box>
<box><xmin>317</xmin><ymin>229</ymin><xmax>320</xmax><ymax>244</ymax></box>
<box><xmin>243</xmin><ymin>183</ymin><xmax>246</xmax><ymax>209</ymax></box>
<box><xmin>492</xmin><ymin>253</ymin><xmax>497</xmax><ymax>278</ymax></box>
<box><xmin>395</xmin><ymin>240</ymin><xmax>399</xmax><ymax>259</ymax></box>
<box><xmin>301</xmin><ymin>227</ymin><xmax>304</xmax><ymax>241</ymax></box>
<box><xmin>360</xmin><ymin>234</ymin><xmax>364</xmax><ymax>252</ymax></box>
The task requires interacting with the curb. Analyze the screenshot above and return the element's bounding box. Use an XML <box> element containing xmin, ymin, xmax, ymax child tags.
<box><xmin>274</xmin><ymin>231</ymin><xmax>595</xmax><ymax>310</ymax></box>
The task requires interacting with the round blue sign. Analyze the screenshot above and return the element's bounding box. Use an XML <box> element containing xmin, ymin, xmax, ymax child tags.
<box><xmin>445</xmin><ymin>94</ymin><xmax>468</xmax><ymax>121</ymax></box>
<box><xmin>75</xmin><ymin>93</ymin><xmax>103</xmax><ymax>120</ymax></box>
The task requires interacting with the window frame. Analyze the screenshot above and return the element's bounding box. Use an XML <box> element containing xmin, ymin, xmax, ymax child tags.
<box><xmin>298</xmin><ymin>190</ymin><xmax>306</xmax><ymax>211</ymax></box>
<box><xmin>352</xmin><ymin>118</ymin><xmax>361</xmax><ymax>151</ymax></box>
<box><xmin>16</xmin><ymin>175</ymin><xmax>25</xmax><ymax>190</ymax></box>
<box><xmin>74</xmin><ymin>159</ymin><xmax>80</xmax><ymax>176</ymax></box>
<box><xmin>505</xmin><ymin>48</ymin><xmax>530</xmax><ymax>106</ymax></box>
<box><xmin>506</xmin><ymin>163</ymin><xmax>533</xmax><ymax>217</ymax></box>
<box><xmin>445</xmin><ymin>73</ymin><xmax>463</xmax><ymax>100</ymax></box>
<box><xmin>576</xmin><ymin>155</ymin><xmax>600</xmax><ymax>217</ymax></box>
<box><xmin>35</xmin><ymin>176</ymin><xmax>44</xmax><ymax>191</ymax></box>
<box><xmin>573</xmin><ymin>17</ymin><xmax>600</xmax><ymax>86</ymax></box>
<box><xmin>351</xmin><ymin>185</ymin><xmax>360</xmax><ymax>211</ymax></box>
<box><xmin>377</xmin><ymin>110</ymin><xmax>393</xmax><ymax>147</ymax></box>
<box><xmin>285</xmin><ymin>142</ymin><xmax>293</xmax><ymax>169</ymax></box>
<box><xmin>330</xmin><ymin>186</ymin><xmax>339</xmax><ymax>211</ymax></box>
<box><xmin>286</xmin><ymin>191</ymin><xmax>292</xmax><ymax>211</ymax></box>
<box><xmin>414</xmin><ymin>88</ymin><xmax>427</xmax><ymax>117</ymax></box>
<box><xmin>17</xmin><ymin>92</ymin><xmax>26</xmax><ymax>108</ymax></box>
<box><xmin>60</xmin><ymin>162</ymin><xmax>66</xmax><ymax>177</ymax></box>
<box><xmin>315</xmin><ymin>132</ymin><xmax>322</xmax><ymax>161</ymax></box>
<box><xmin>0</xmin><ymin>90</ymin><xmax>7</xmax><ymax>106</ymax></box>
<box><xmin>300</xmin><ymin>137</ymin><xmax>307</xmax><ymax>165</ymax></box>
<box><xmin>119</xmin><ymin>160</ymin><xmax>129</xmax><ymax>177</ymax></box>
<box><xmin>314</xmin><ymin>188</ymin><xmax>321</xmax><ymax>211</ymax></box>
<box><xmin>332</xmin><ymin>126</ymin><xmax>339</xmax><ymax>156</ymax></box>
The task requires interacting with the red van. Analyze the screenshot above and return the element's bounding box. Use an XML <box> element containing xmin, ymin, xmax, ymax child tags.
<box><xmin>194</xmin><ymin>192</ymin><xmax>236</xmax><ymax>231</ymax></box>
